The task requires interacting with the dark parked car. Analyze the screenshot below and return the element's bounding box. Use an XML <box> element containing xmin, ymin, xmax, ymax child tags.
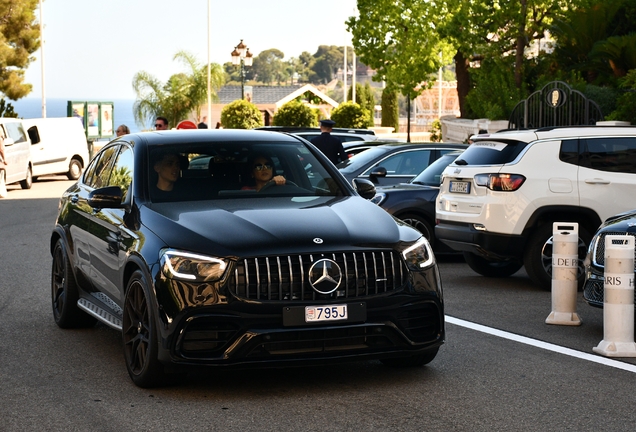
<box><xmin>370</xmin><ymin>151</ymin><xmax>464</xmax><ymax>253</ymax></box>
<box><xmin>50</xmin><ymin>129</ymin><xmax>445</xmax><ymax>387</ymax></box>
<box><xmin>255</xmin><ymin>126</ymin><xmax>379</xmax><ymax>143</ymax></box>
<box><xmin>343</xmin><ymin>139</ymin><xmax>405</xmax><ymax>159</ymax></box>
<box><xmin>583</xmin><ymin>209</ymin><xmax>636</xmax><ymax>308</ymax></box>
<box><xmin>337</xmin><ymin>142</ymin><xmax>468</xmax><ymax>187</ymax></box>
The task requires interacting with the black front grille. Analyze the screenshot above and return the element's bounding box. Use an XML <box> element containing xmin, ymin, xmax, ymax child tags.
<box><xmin>245</xmin><ymin>325</ymin><xmax>396</xmax><ymax>357</ymax></box>
<box><xmin>230</xmin><ymin>251</ymin><xmax>408</xmax><ymax>301</ymax></box>
<box><xmin>594</xmin><ymin>232</ymin><xmax>636</xmax><ymax>268</ymax></box>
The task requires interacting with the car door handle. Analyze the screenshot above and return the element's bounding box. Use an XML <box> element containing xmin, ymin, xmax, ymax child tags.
<box><xmin>584</xmin><ymin>178</ymin><xmax>610</xmax><ymax>185</ymax></box>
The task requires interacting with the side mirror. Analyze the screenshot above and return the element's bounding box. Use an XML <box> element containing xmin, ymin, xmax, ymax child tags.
<box><xmin>88</xmin><ymin>186</ymin><xmax>123</xmax><ymax>209</ymax></box>
<box><xmin>368</xmin><ymin>166</ymin><xmax>387</xmax><ymax>183</ymax></box>
<box><xmin>353</xmin><ymin>178</ymin><xmax>376</xmax><ymax>200</ymax></box>
<box><xmin>3</xmin><ymin>137</ymin><xmax>15</xmax><ymax>146</ymax></box>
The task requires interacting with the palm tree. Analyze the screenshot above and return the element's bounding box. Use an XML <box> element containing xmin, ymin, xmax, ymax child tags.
<box><xmin>132</xmin><ymin>50</ymin><xmax>225</xmax><ymax>129</ymax></box>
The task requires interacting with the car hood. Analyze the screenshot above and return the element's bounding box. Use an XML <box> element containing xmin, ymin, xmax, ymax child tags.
<box><xmin>376</xmin><ymin>183</ymin><xmax>439</xmax><ymax>192</ymax></box>
<box><xmin>141</xmin><ymin>196</ymin><xmax>417</xmax><ymax>257</ymax></box>
<box><xmin>598</xmin><ymin>208</ymin><xmax>636</xmax><ymax>233</ymax></box>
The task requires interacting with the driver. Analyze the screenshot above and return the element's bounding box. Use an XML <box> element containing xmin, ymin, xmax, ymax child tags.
<box><xmin>242</xmin><ymin>154</ymin><xmax>286</xmax><ymax>191</ymax></box>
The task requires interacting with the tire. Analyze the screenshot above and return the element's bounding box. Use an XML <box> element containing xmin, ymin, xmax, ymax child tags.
<box><xmin>523</xmin><ymin>223</ymin><xmax>591</xmax><ymax>291</ymax></box>
<box><xmin>20</xmin><ymin>166</ymin><xmax>32</xmax><ymax>189</ymax></box>
<box><xmin>463</xmin><ymin>252</ymin><xmax>523</xmax><ymax>277</ymax></box>
<box><xmin>123</xmin><ymin>270</ymin><xmax>166</xmax><ymax>388</ymax></box>
<box><xmin>51</xmin><ymin>239</ymin><xmax>96</xmax><ymax>328</ymax></box>
<box><xmin>381</xmin><ymin>348</ymin><xmax>439</xmax><ymax>367</ymax></box>
<box><xmin>399</xmin><ymin>213</ymin><xmax>434</xmax><ymax>247</ymax></box>
<box><xmin>67</xmin><ymin>158</ymin><xmax>82</xmax><ymax>180</ymax></box>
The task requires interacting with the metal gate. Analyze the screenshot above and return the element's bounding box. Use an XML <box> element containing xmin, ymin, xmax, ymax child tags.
<box><xmin>508</xmin><ymin>81</ymin><xmax>603</xmax><ymax>129</ymax></box>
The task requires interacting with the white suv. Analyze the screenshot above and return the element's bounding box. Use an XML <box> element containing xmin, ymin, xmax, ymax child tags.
<box><xmin>435</xmin><ymin>126</ymin><xmax>636</xmax><ymax>290</ymax></box>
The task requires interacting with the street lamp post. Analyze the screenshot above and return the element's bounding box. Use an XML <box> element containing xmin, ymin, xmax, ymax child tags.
<box><xmin>230</xmin><ymin>40</ymin><xmax>253</xmax><ymax>100</ymax></box>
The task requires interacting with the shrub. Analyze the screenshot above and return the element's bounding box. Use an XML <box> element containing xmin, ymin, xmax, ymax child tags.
<box><xmin>465</xmin><ymin>57</ymin><xmax>525</xmax><ymax>119</ymax></box>
<box><xmin>606</xmin><ymin>69</ymin><xmax>636</xmax><ymax>124</ymax></box>
<box><xmin>330</xmin><ymin>101</ymin><xmax>371</xmax><ymax>129</ymax></box>
<box><xmin>220</xmin><ymin>99</ymin><xmax>263</xmax><ymax>129</ymax></box>
<box><xmin>348</xmin><ymin>83</ymin><xmax>376</xmax><ymax>127</ymax></box>
<box><xmin>429</xmin><ymin>119</ymin><xmax>442</xmax><ymax>142</ymax></box>
<box><xmin>272</xmin><ymin>101</ymin><xmax>318</xmax><ymax>127</ymax></box>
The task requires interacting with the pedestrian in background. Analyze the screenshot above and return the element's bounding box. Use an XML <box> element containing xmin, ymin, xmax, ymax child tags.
<box><xmin>155</xmin><ymin>117</ymin><xmax>169</xmax><ymax>130</ymax></box>
<box><xmin>116</xmin><ymin>125</ymin><xmax>130</xmax><ymax>137</ymax></box>
<box><xmin>311</xmin><ymin>119</ymin><xmax>346</xmax><ymax>165</ymax></box>
<box><xmin>198</xmin><ymin>116</ymin><xmax>208</xmax><ymax>129</ymax></box>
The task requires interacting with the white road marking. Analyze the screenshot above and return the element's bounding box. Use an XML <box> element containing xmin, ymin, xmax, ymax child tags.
<box><xmin>446</xmin><ymin>315</ymin><xmax>636</xmax><ymax>374</ymax></box>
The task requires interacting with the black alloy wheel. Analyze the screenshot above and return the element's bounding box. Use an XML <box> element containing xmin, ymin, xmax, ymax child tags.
<box><xmin>399</xmin><ymin>214</ymin><xmax>434</xmax><ymax>247</ymax></box>
<box><xmin>123</xmin><ymin>270</ymin><xmax>166</xmax><ymax>388</ymax></box>
<box><xmin>51</xmin><ymin>239</ymin><xmax>96</xmax><ymax>328</ymax></box>
<box><xmin>523</xmin><ymin>222</ymin><xmax>591</xmax><ymax>291</ymax></box>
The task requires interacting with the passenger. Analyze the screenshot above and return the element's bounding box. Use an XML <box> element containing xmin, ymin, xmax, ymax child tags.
<box><xmin>151</xmin><ymin>151</ymin><xmax>182</xmax><ymax>200</ymax></box>
<box><xmin>242</xmin><ymin>154</ymin><xmax>286</xmax><ymax>191</ymax></box>
<box><xmin>116</xmin><ymin>124</ymin><xmax>130</xmax><ymax>137</ymax></box>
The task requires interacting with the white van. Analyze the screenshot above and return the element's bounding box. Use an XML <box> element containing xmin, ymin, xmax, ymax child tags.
<box><xmin>0</xmin><ymin>118</ymin><xmax>33</xmax><ymax>191</ymax></box>
<box><xmin>22</xmin><ymin>117</ymin><xmax>90</xmax><ymax>180</ymax></box>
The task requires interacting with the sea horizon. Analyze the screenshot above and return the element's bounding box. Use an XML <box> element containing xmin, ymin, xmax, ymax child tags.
<box><xmin>10</xmin><ymin>97</ymin><xmax>141</xmax><ymax>137</ymax></box>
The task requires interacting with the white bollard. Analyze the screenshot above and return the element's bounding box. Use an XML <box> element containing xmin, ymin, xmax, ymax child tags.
<box><xmin>546</xmin><ymin>222</ymin><xmax>582</xmax><ymax>325</ymax></box>
<box><xmin>593</xmin><ymin>235</ymin><xmax>636</xmax><ymax>357</ymax></box>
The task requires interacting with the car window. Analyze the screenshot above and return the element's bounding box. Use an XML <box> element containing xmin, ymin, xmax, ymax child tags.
<box><xmin>147</xmin><ymin>141</ymin><xmax>347</xmax><ymax>203</ymax></box>
<box><xmin>411</xmin><ymin>152</ymin><xmax>462</xmax><ymax>186</ymax></box>
<box><xmin>455</xmin><ymin>139</ymin><xmax>529</xmax><ymax>165</ymax></box>
<box><xmin>362</xmin><ymin>149</ymin><xmax>433</xmax><ymax>176</ymax></box>
<box><xmin>4</xmin><ymin>122</ymin><xmax>27</xmax><ymax>143</ymax></box>
<box><xmin>337</xmin><ymin>146</ymin><xmax>391</xmax><ymax>173</ymax></box>
<box><xmin>579</xmin><ymin>137</ymin><xmax>636</xmax><ymax>174</ymax></box>
<box><xmin>108</xmin><ymin>146</ymin><xmax>133</xmax><ymax>202</ymax></box>
<box><xmin>84</xmin><ymin>145</ymin><xmax>119</xmax><ymax>189</ymax></box>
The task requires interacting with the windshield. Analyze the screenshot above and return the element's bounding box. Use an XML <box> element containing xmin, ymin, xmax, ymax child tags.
<box><xmin>148</xmin><ymin>141</ymin><xmax>347</xmax><ymax>203</ymax></box>
<box><xmin>337</xmin><ymin>146</ymin><xmax>390</xmax><ymax>173</ymax></box>
<box><xmin>410</xmin><ymin>152</ymin><xmax>463</xmax><ymax>186</ymax></box>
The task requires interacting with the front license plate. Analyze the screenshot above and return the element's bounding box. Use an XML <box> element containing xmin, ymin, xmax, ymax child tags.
<box><xmin>450</xmin><ymin>181</ymin><xmax>470</xmax><ymax>194</ymax></box>
<box><xmin>305</xmin><ymin>304</ymin><xmax>348</xmax><ymax>322</ymax></box>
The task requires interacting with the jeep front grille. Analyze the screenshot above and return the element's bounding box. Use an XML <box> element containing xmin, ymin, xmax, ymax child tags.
<box><xmin>230</xmin><ymin>251</ymin><xmax>407</xmax><ymax>301</ymax></box>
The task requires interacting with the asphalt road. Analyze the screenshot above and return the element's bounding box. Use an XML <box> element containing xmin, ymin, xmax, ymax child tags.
<box><xmin>1</xmin><ymin>178</ymin><xmax>635</xmax><ymax>431</ymax></box>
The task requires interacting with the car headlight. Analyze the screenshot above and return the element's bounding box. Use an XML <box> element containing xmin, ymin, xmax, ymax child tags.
<box><xmin>161</xmin><ymin>250</ymin><xmax>228</xmax><ymax>282</ymax></box>
<box><xmin>369</xmin><ymin>192</ymin><xmax>386</xmax><ymax>205</ymax></box>
<box><xmin>402</xmin><ymin>237</ymin><xmax>435</xmax><ymax>270</ymax></box>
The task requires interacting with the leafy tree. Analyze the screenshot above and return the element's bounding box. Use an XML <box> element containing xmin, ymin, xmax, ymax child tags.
<box><xmin>381</xmin><ymin>87</ymin><xmax>399</xmax><ymax>132</ymax></box>
<box><xmin>0</xmin><ymin>99</ymin><xmax>18</xmax><ymax>118</ymax></box>
<box><xmin>347</xmin><ymin>1</ymin><xmax>452</xmax><ymax>99</ymax></box>
<box><xmin>311</xmin><ymin>45</ymin><xmax>344</xmax><ymax>84</ymax></box>
<box><xmin>252</xmin><ymin>49</ymin><xmax>286</xmax><ymax>85</ymax></box>
<box><xmin>465</xmin><ymin>57</ymin><xmax>525</xmax><ymax>120</ymax></box>
<box><xmin>272</xmin><ymin>101</ymin><xmax>318</xmax><ymax>127</ymax></box>
<box><xmin>330</xmin><ymin>101</ymin><xmax>370</xmax><ymax>129</ymax></box>
<box><xmin>221</xmin><ymin>100</ymin><xmax>263</xmax><ymax>129</ymax></box>
<box><xmin>348</xmin><ymin>83</ymin><xmax>376</xmax><ymax>127</ymax></box>
<box><xmin>133</xmin><ymin>51</ymin><xmax>224</xmax><ymax>129</ymax></box>
<box><xmin>0</xmin><ymin>0</ymin><xmax>40</xmax><ymax>100</ymax></box>
<box><xmin>607</xmin><ymin>69</ymin><xmax>636</xmax><ymax>124</ymax></box>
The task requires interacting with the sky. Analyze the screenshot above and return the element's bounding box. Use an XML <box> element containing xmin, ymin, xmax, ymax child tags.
<box><xmin>24</xmin><ymin>0</ymin><xmax>358</xmax><ymax>101</ymax></box>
